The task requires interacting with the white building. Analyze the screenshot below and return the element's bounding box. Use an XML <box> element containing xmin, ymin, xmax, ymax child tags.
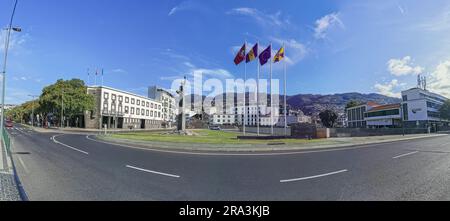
<box><xmin>148</xmin><ymin>86</ymin><xmax>178</xmax><ymax>128</ymax></box>
<box><xmin>346</xmin><ymin>87</ymin><xmax>449</xmax><ymax>129</ymax></box>
<box><xmin>85</xmin><ymin>86</ymin><xmax>163</xmax><ymax>129</ymax></box>
<box><xmin>401</xmin><ymin>87</ymin><xmax>448</xmax><ymax>128</ymax></box>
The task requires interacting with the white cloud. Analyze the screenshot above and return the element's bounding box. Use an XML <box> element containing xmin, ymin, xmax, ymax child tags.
<box><xmin>228</xmin><ymin>8</ymin><xmax>291</xmax><ymax>29</ymax></box>
<box><xmin>270</xmin><ymin>37</ymin><xmax>308</xmax><ymax>65</ymax></box>
<box><xmin>0</xmin><ymin>31</ymin><xmax>30</xmax><ymax>54</ymax></box>
<box><xmin>374</xmin><ymin>79</ymin><xmax>406</xmax><ymax>98</ymax></box>
<box><xmin>192</xmin><ymin>68</ymin><xmax>233</xmax><ymax>79</ymax></box>
<box><xmin>110</xmin><ymin>68</ymin><xmax>128</xmax><ymax>74</ymax></box>
<box><xmin>387</xmin><ymin>56</ymin><xmax>424</xmax><ymax>76</ymax></box>
<box><xmin>184</xmin><ymin>62</ymin><xmax>196</xmax><ymax>68</ymax></box>
<box><xmin>314</xmin><ymin>12</ymin><xmax>345</xmax><ymax>39</ymax></box>
<box><xmin>427</xmin><ymin>60</ymin><xmax>450</xmax><ymax>98</ymax></box>
<box><xmin>5</xmin><ymin>87</ymin><xmax>32</xmax><ymax>104</ymax></box>
<box><xmin>168</xmin><ymin>0</ymin><xmax>210</xmax><ymax>16</ymax></box>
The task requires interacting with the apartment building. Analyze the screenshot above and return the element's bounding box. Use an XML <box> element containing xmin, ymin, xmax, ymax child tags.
<box><xmin>85</xmin><ymin>86</ymin><xmax>163</xmax><ymax>129</ymax></box>
<box><xmin>148</xmin><ymin>86</ymin><xmax>178</xmax><ymax>128</ymax></box>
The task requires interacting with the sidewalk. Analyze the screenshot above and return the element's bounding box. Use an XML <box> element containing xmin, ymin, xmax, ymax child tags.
<box><xmin>27</xmin><ymin>124</ymin><xmax>174</xmax><ymax>134</ymax></box>
<box><xmin>96</xmin><ymin>133</ymin><xmax>448</xmax><ymax>152</ymax></box>
<box><xmin>0</xmin><ymin>131</ymin><xmax>21</xmax><ymax>201</ymax></box>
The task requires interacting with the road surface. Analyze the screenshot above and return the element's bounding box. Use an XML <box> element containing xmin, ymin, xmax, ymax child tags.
<box><xmin>7</xmin><ymin>124</ymin><xmax>450</xmax><ymax>200</ymax></box>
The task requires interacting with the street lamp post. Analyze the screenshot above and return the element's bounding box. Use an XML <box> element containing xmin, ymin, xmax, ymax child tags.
<box><xmin>1</xmin><ymin>0</ymin><xmax>20</xmax><ymax>143</ymax></box>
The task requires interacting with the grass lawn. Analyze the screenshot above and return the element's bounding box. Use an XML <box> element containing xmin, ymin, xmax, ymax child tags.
<box><xmin>109</xmin><ymin>129</ymin><xmax>325</xmax><ymax>145</ymax></box>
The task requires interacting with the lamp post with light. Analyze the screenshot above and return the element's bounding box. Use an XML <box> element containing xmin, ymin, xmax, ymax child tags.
<box><xmin>1</xmin><ymin>0</ymin><xmax>20</xmax><ymax>143</ymax></box>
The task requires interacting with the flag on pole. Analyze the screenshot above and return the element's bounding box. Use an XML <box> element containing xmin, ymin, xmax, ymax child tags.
<box><xmin>259</xmin><ymin>45</ymin><xmax>271</xmax><ymax>66</ymax></box>
<box><xmin>246</xmin><ymin>43</ymin><xmax>258</xmax><ymax>63</ymax></box>
<box><xmin>273</xmin><ymin>47</ymin><xmax>285</xmax><ymax>63</ymax></box>
<box><xmin>234</xmin><ymin>44</ymin><xmax>246</xmax><ymax>65</ymax></box>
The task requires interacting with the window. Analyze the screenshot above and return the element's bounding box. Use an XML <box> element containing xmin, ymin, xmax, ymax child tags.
<box><xmin>136</xmin><ymin>108</ymin><xmax>140</xmax><ymax>115</ymax></box>
<box><xmin>402</xmin><ymin>104</ymin><xmax>408</xmax><ymax>121</ymax></box>
<box><xmin>366</xmin><ymin>109</ymin><xmax>400</xmax><ymax>118</ymax></box>
<box><xmin>146</xmin><ymin>102</ymin><xmax>149</xmax><ymax>107</ymax></box>
<box><xmin>428</xmin><ymin>111</ymin><xmax>440</xmax><ymax>118</ymax></box>
<box><xmin>402</xmin><ymin>95</ymin><xmax>407</xmax><ymax>102</ymax></box>
<box><xmin>111</xmin><ymin>94</ymin><xmax>116</xmax><ymax>101</ymax></box>
<box><xmin>158</xmin><ymin>112</ymin><xmax>161</xmax><ymax>117</ymax></box>
<box><xmin>137</xmin><ymin>100</ymin><xmax>140</xmax><ymax>105</ymax></box>
<box><xmin>142</xmin><ymin>100</ymin><xmax>145</xmax><ymax>107</ymax></box>
<box><xmin>131</xmin><ymin>98</ymin><xmax>135</xmax><ymax>104</ymax></box>
<box><xmin>103</xmin><ymin>103</ymin><xmax>108</xmax><ymax>111</ymax></box>
<box><xmin>125</xmin><ymin>97</ymin><xmax>129</xmax><ymax>103</ymax></box>
<box><xmin>104</xmin><ymin>92</ymin><xmax>109</xmax><ymax>99</ymax></box>
<box><xmin>125</xmin><ymin>106</ymin><xmax>129</xmax><ymax>114</ymax></box>
<box><xmin>146</xmin><ymin>110</ymin><xmax>149</xmax><ymax>116</ymax></box>
<box><xmin>119</xmin><ymin>95</ymin><xmax>123</xmax><ymax>102</ymax></box>
<box><xmin>131</xmin><ymin>107</ymin><xmax>135</xmax><ymax>114</ymax></box>
<box><xmin>151</xmin><ymin>103</ymin><xmax>154</xmax><ymax>108</ymax></box>
<box><xmin>150</xmin><ymin>111</ymin><xmax>153</xmax><ymax>117</ymax></box>
<box><xmin>158</xmin><ymin>105</ymin><xmax>161</xmax><ymax>110</ymax></box>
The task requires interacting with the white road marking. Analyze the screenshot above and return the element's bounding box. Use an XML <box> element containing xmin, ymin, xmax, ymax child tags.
<box><xmin>280</xmin><ymin>169</ymin><xmax>348</xmax><ymax>183</ymax></box>
<box><xmin>18</xmin><ymin>156</ymin><xmax>30</xmax><ymax>174</ymax></box>
<box><xmin>52</xmin><ymin>135</ymin><xmax>89</xmax><ymax>155</ymax></box>
<box><xmin>392</xmin><ymin>151</ymin><xmax>419</xmax><ymax>159</ymax></box>
<box><xmin>126</xmin><ymin>165</ymin><xmax>180</xmax><ymax>178</ymax></box>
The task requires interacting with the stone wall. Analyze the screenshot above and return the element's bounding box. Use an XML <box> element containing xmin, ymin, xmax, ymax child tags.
<box><xmin>241</xmin><ymin>126</ymin><xmax>292</xmax><ymax>136</ymax></box>
<box><xmin>329</xmin><ymin>128</ymin><xmax>429</xmax><ymax>137</ymax></box>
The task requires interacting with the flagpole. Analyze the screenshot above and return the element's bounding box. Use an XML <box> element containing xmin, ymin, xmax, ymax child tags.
<box><xmin>95</xmin><ymin>68</ymin><xmax>97</xmax><ymax>85</ymax></box>
<box><xmin>256</xmin><ymin>42</ymin><xmax>260</xmax><ymax>136</ymax></box>
<box><xmin>101</xmin><ymin>68</ymin><xmax>104</xmax><ymax>86</ymax></box>
<box><xmin>87</xmin><ymin>68</ymin><xmax>90</xmax><ymax>86</ymax></box>
<box><xmin>243</xmin><ymin>41</ymin><xmax>247</xmax><ymax>136</ymax></box>
<box><xmin>270</xmin><ymin>42</ymin><xmax>273</xmax><ymax>136</ymax></box>
<box><xmin>284</xmin><ymin>42</ymin><xmax>287</xmax><ymax>137</ymax></box>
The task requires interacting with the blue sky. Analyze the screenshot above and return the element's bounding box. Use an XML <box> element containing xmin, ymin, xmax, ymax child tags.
<box><xmin>1</xmin><ymin>0</ymin><xmax>450</xmax><ymax>104</ymax></box>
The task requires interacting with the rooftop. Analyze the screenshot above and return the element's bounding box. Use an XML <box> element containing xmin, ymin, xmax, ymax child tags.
<box><xmin>367</xmin><ymin>103</ymin><xmax>401</xmax><ymax>112</ymax></box>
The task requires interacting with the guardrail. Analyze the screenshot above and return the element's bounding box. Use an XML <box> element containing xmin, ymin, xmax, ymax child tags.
<box><xmin>2</xmin><ymin>127</ymin><xmax>11</xmax><ymax>157</ymax></box>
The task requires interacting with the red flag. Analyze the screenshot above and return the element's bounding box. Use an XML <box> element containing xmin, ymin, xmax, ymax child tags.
<box><xmin>234</xmin><ymin>44</ymin><xmax>246</xmax><ymax>65</ymax></box>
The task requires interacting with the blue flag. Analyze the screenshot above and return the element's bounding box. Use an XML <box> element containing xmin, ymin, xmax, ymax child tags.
<box><xmin>259</xmin><ymin>45</ymin><xmax>271</xmax><ymax>66</ymax></box>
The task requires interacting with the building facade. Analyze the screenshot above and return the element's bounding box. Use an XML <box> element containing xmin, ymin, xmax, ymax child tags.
<box><xmin>346</xmin><ymin>87</ymin><xmax>449</xmax><ymax>129</ymax></box>
<box><xmin>346</xmin><ymin>102</ymin><xmax>379</xmax><ymax>128</ymax></box>
<box><xmin>364</xmin><ymin>103</ymin><xmax>402</xmax><ymax>128</ymax></box>
<box><xmin>401</xmin><ymin>87</ymin><xmax>448</xmax><ymax>129</ymax></box>
<box><xmin>85</xmin><ymin>86</ymin><xmax>163</xmax><ymax>129</ymax></box>
<box><xmin>148</xmin><ymin>86</ymin><xmax>178</xmax><ymax>128</ymax></box>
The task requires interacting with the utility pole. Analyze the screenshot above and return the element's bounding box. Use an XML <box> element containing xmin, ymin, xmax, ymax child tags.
<box><xmin>61</xmin><ymin>87</ymin><xmax>64</xmax><ymax>128</ymax></box>
<box><xmin>1</xmin><ymin>0</ymin><xmax>20</xmax><ymax>142</ymax></box>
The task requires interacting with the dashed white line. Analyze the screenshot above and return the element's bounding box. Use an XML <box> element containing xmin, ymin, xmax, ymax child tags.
<box><xmin>280</xmin><ymin>169</ymin><xmax>348</xmax><ymax>183</ymax></box>
<box><xmin>126</xmin><ymin>165</ymin><xmax>180</xmax><ymax>178</ymax></box>
<box><xmin>392</xmin><ymin>151</ymin><xmax>419</xmax><ymax>159</ymax></box>
<box><xmin>52</xmin><ymin>135</ymin><xmax>89</xmax><ymax>155</ymax></box>
<box><xmin>18</xmin><ymin>156</ymin><xmax>30</xmax><ymax>174</ymax></box>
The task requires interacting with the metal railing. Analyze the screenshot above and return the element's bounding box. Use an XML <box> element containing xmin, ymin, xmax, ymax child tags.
<box><xmin>2</xmin><ymin>127</ymin><xmax>11</xmax><ymax>157</ymax></box>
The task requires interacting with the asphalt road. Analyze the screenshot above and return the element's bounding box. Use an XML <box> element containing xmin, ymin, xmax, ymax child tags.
<box><xmin>8</xmin><ymin>124</ymin><xmax>450</xmax><ymax>200</ymax></box>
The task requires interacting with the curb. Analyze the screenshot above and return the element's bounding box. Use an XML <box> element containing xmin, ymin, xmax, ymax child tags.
<box><xmin>94</xmin><ymin>133</ymin><xmax>448</xmax><ymax>153</ymax></box>
<box><xmin>1</xmin><ymin>131</ymin><xmax>28</xmax><ymax>201</ymax></box>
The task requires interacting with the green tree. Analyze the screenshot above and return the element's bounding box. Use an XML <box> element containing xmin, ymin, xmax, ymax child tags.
<box><xmin>39</xmin><ymin>79</ymin><xmax>94</xmax><ymax>126</ymax></box>
<box><xmin>440</xmin><ymin>100</ymin><xmax>450</xmax><ymax>120</ymax></box>
<box><xmin>346</xmin><ymin>100</ymin><xmax>361</xmax><ymax>109</ymax></box>
<box><xmin>319</xmin><ymin>109</ymin><xmax>338</xmax><ymax>128</ymax></box>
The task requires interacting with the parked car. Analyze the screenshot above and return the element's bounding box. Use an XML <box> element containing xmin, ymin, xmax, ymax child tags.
<box><xmin>209</xmin><ymin>125</ymin><xmax>221</xmax><ymax>130</ymax></box>
<box><xmin>5</xmin><ymin>120</ymin><xmax>13</xmax><ymax>128</ymax></box>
